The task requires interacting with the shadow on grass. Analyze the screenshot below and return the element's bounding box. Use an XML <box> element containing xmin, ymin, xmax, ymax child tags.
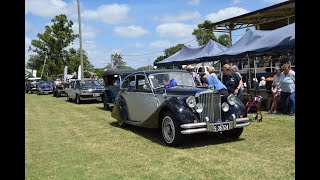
<box><xmin>64</xmin><ymin>99</ymin><xmax>103</xmax><ymax>104</ymax></box>
<box><xmin>109</xmin><ymin>121</ymin><xmax>244</xmax><ymax>148</ymax></box>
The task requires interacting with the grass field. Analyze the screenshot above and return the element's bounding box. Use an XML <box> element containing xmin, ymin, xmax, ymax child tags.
<box><xmin>25</xmin><ymin>94</ymin><xmax>295</xmax><ymax>179</ymax></box>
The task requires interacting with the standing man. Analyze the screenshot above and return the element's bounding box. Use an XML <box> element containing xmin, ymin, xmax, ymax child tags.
<box><xmin>186</xmin><ymin>65</ymin><xmax>202</xmax><ymax>86</ymax></box>
<box><xmin>222</xmin><ymin>64</ymin><xmax>243</xmax><ymax>97</ymax></box>
<box><xmin>279</xmin><ymin>63</ymin><xmax>295</xmax><ymax>116</ymax></box>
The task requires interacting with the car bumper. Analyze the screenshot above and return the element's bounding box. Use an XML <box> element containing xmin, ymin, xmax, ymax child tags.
<box><xmin>180</xmin><ymin>114</ymin><xmax>250</xmax><ymax>134</ymax></box>
<box><xmin>80</xmin><ymin>94</ymin><xmax>102</xmax><ymax>101</ymax></box>
<box><xmin>38</xmin><ymin>90</ymin><xmax>53</xmax><ymax>94</ymax></box>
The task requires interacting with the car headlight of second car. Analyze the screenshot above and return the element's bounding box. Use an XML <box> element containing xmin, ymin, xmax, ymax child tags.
<box><xmin>222</xmin><ymin>102</ymin><xmax>229</xmax><ymax>112</ymax></box>
<box><xmin>80</xmin><ymin>90</ymin><xmax>90</xmax><ymax>95</ymax></box>
<box><xmin>186</xmin><ymin>96</ymin><xmax>197</xmax><ymax>108</ymax></box>
<box><xmin>195</xmin><ymin>103</ymin><xmax>203</xmax><ymax>113</ymax></box>
<box><xmin>227</xmin><ymin>94</ymin><xmax>237</xmax><ymax>105</ymax></box>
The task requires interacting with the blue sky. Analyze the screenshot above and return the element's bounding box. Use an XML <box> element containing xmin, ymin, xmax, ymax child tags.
<box><xmin>25</xmin><ymin>0</ymin><xmax>287</xmax><ymax>69</ymax></box>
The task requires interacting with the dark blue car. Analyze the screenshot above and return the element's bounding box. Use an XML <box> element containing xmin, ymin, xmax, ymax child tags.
<box><xmin>36</xmin><ymin>81</ymin><xmax>53</xmax><ymax>95</ymax></box>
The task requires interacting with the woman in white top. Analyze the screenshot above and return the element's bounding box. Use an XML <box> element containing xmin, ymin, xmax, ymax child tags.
<box><xmin>267</xmin><ymin>67</ymin><xmax>281</xmax><ymax>114</ymax></box>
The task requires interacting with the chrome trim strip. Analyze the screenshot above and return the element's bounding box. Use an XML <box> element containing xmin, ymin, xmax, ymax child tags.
<box><xmin>181</xmin><ymin>128</ymin><xmax>207</xmax><ymax>134</ymax></box>
<box><xmin>180</xmin><ymin>122</ymin><xmax>206</xmax><ymax>129</ymax></box>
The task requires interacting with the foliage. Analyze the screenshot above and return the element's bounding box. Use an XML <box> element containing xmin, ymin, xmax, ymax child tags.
<box><xmin>192</xmin><ymin>20</ymin><xmax>217</xmax><ymax>46</ymax></box>
<box><xmin>154</xmin><ymin>55</ymin><xmax>167</xmax><ymax>63</ymax></box>
<box><xmin>137</xmin><ymin>65</ymin><xmax>154</xmax><ymax>71</ymax></box>
<box><xmin>192</xmin><ymin>20</ymin><xmax>230</xmax><ymax>47</ymax></box>
<box><xmin>111</xmin><ymin>53</ymin><xmax>127</xmax><ymax>69</ymax></box>
<box><xmin>83</xmin><ymin>71</ymin><xmax>91</xmax><ymax>78</ymax></box>
<box><xmin>164</xmin><ymin>44</ymin><xmax>184</xmax><ymax>57</ymax></box>
<box><xmin>153</xmin><ymin>44</ymin><xmax>184</xmax><ymax>65</ymax></box>
<box><xmin>66</xmin><ymin>48</ymin><xmax>94</xmax><ymax>74</ymax></box>
<box><xmin>28</xmin><ymin>14</ymin><xmax>79</xmax><ymax>77</ymax></box>
<box><xmin>95</xmin><ymin>69</ymin><xmax>105</xmax><ymax>78</ymax></box>
<box><xmin>218</xmin><ymin>34</ymin><xmax>230</xmax><ymax>47</ymax></box>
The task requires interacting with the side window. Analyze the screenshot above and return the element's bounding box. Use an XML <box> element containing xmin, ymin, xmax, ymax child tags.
<box><xmin>136</xmin><ymin>74</ymin><xmax>150</xmax><ymax>90</ymax></box>
<box><xmin>121</xmin><ymin>75</ymin><xmax>135</xmax><ymax>89</ymax></box>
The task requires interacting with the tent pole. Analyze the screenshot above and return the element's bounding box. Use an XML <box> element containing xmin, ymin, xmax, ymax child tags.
<box><xmin>247</xmin><ymin>54</ymin><xmax>251</xmax><ymax>89</ymax></box>
<box><xmin>254</xmin><ymin>57</ymin><xmax>257</xmax><ymax>80</ymax></box>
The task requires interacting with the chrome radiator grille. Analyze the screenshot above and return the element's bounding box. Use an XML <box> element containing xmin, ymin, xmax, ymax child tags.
<box><xmin>198</xmin><ymin>92</ymin><xmax>221</xmax><ymax>123</ymax></box>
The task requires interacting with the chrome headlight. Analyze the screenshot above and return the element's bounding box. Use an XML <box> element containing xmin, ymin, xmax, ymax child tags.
<box><xmin>80</xmin><ymin>90</ymin><xmax>89</xmax><ymax>95</ymax></box>
<box><xmin>227</xmin><ymin>94</ymin><xmax>237</xmax><ymax>106</ymax></box>
<box><xmin>195</xmin><ymin>103</ymin><xmax>203</xmax><ymax>113</ymax></box>
<box><xmin>186</xmin><ymin>96</ymin><xmax>196</xmax><ymax>108</ymax></box>
<box><xmin>222</xmin><ymin>102</ymin><xmax>229</xmax><ymax>112</ymax></box>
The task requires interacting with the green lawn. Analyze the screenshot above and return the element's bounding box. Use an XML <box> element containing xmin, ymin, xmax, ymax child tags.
<box><xmin>25</xmin><ymin>94</ymin><xmax>295</xmax><ymax>180</ymax></box>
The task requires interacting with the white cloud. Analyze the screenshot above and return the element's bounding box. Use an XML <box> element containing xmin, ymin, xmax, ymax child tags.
<box><xmin>154</xmin><ymin>11</ymin><xmax>201</xmax><ymax>23</ymax></box>
<box><xmin>156</xmin><ymin>23</ymin><xmax>196</xmax><ymax>38</ymax></box>
<box><xmin>263</xmin><ymin>0</ymin><xmax>287</xmax><ymax>3</ymax></box>
<box><xmin>26</xmin><ymin>0</ymin><xmax>68</xmax><ymax>17</ymax></box>
<box><xmin>83</xmin><ymin>4</ymin><xmax>131</xmax><ymax>25</ymax></box>
<box><xmin>114</xmin><ymin>26</ymin><xmax>148</xmax><ymax>38</ymax></box>
<box><xmin>149</xmin><ymin>40</ymin><xmax>173</xmax><ymax>49</ymax></box>
<box><xmin>206</xmin><ymin>7</ymin><xmax>249</xmax><ymax>22</ymax></box>
<box><xmin>72</xmin><ymin>22</ymin><xmax>99</xmax><ymax>40</ymax></box>
<box><xmin>187</xmin><ymin>0</ymin><xmax>200</xmax><ymax>6</ymax></box>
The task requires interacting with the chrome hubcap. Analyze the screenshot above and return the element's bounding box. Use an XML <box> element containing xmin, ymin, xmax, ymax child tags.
<box><xmin>162</xmin><ymin>116</ymin><xmax>175</xmax><ymax>143</ymax></box>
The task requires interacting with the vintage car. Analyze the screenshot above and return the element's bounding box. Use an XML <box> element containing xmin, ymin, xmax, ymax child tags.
<box><xmin>102</xmin><ymin>69</ymin><xmax>137</xmax><ymax>110</ymax></box>
<box><xmin>65</xmin><ymin>79</ymin><xmax>105</xmax><ymax>104</ymax></box>
<box><xmin>25</xmin><ymin>77</ymin><xmax>42</xmax><ymax>94</ymax></box>
<box><xmin>111</xmin><ymin>70</ymin><xmax>251</xmax><ymax>146</ymax></box>
<box><xmin>36</xmin><ymin>81</ymin><xmax>53</xmax><ymax>95</ymax></box>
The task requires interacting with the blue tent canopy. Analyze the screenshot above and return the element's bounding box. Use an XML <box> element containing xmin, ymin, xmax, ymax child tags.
<box><xmin>205</xmin><ymin>23</ymin><xmax>295</xmax><ymax>60</ymax></box>
<box><xmin>154</xmin><ymin>39</ymin><xmax>227</xmax><ymax>66</ymax></box>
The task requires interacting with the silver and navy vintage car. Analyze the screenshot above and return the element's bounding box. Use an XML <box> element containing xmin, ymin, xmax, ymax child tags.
<box><xmin>111</xmin><ymin>70</ymin><xmax>251</xmax><ymax>146</ymax></box>
<box><xmin>65</xmin><ymin>79</ymin><xmax>104</xmax><ymax>104</ymax></box>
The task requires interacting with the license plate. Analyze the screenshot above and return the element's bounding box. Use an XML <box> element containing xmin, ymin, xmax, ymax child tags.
<box><xmin>213</xmin><ymin>123</ymin><xmax>230</xmax><ymax>132</ymax></box>
<box><xmin>93</xmin><ymin>93</ymin><xmax>100</xmax><ymax>97</ymax></box>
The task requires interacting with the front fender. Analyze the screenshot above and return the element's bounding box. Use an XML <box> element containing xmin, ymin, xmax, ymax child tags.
<box><xmin>150</xmin><ymin>97</ymin><xmax>200</xmax><ymax>128</ymax></box>
<box><xmin>111</xmin><ymin>95</ymin><xmax>128</xmax><ymax>121</ymax></box>
<box><xmin>221</xmin><ymin>95</ymin><xmax>247</xmax><ymax>121</ymax></box>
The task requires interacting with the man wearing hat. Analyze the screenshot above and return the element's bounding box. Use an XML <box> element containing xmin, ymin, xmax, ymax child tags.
<box><xmin>186</xmin><ymin>65</ymin><xmax>202</xmax><ymax>86</ymax></box>
<box><xmin>222</xmin><ymin>64</ymin><xmax>243</xmax><ymax>97</ymax></box>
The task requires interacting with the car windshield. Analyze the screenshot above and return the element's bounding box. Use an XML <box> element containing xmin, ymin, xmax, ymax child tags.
<box><xmin>39</xmin><ymin>82</ymin><xmax>52</xmax><ymax>87</ymax></box>
<box><xmin>80</xmin><ymin>80</ymin><xmax>101</xmax><ymax>86</ymax></box>
<box><xmin>149</xmin><ymin>72</ymin><xmax>195</xmax><ymax>89</ymax></box>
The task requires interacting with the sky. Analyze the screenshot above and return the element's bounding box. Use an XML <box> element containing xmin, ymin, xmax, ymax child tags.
<box><xmin>25</xmin><ymin>0</ymin><xmax>288</xmax><ymax>69</ymax></box>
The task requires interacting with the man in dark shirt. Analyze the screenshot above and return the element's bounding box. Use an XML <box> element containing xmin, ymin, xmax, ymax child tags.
<box><xmin>222</xmin><ymin>64</ymin><xmax>243</xmax><ymax>97</ymax></box>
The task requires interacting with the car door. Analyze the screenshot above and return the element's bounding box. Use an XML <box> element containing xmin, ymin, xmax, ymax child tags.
<box><xmin>121</xmin><ymin>74</ymin><xmax>158</xmax><ymax>122</ymax></box>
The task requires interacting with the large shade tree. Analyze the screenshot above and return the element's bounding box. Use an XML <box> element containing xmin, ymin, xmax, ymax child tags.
<box><xmin>192</xmin><ymin>20</ymin><xmax>230</xmax><ymax>47</ymax></box>
<box><xmin>28</xmin><ymin>14</ymin><xmax>79</xmax><ymax>77</ymax></box>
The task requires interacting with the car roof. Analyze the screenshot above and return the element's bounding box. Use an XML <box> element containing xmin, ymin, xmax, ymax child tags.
<box><xmin>128</xmin><ymin>69</ymin><xmax>188</xmax><ymax>76</ymax></box>
<box><xmin>28</xmin><ymin>77</ymin><xmax>42</xmax><ymax>80</ymax></box>
<box><xmin>102</xmin><ymin>69</ymin><xmax>138</xmax><ymax>77</ymax></box>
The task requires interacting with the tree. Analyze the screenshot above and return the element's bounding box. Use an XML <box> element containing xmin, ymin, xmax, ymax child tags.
<box><xmin>26</xmin><ymin>54</ymin><xmax>43</xmax><ymax>70</ymax></box>
<box><xmin>153</xmin><ymin>44</ymin><xmax>184</xmax><ymax>65</ymax></box>
<box><xmin>95</xmin><ymin>69</ymin><xmax>105</xmax><ymax>78</ymax></box>
<box><xmin>111</xmin><ymin>53</ymin><xmax>127</xmax><ymax>69</ymax></box>
<box><xmin>192</xmin><ymin>20</ymin><xmax>217</xmax><ymax>46</ymax></box>
<box><xmin>218</xmin><ymin>34</ymin><xmax>230</xmax><ymax>47</ymax></box>
<box><xmin>28</xmin><ymin>14</ymin><xmax>79</xmax><ymax>77</ymax></box>
<box><xmin>66</xmin><ymin>48</ymin><xmax>94</xmax><ymax>74</ymax></box>
<box><xmin>137</xmin><ymin>65</ymin><xmax>154</xmax><ymax>70</ymax></box>
<box><xmin>164</xmin><ymin>44</ymin><xmax>184</xmax><ymax>57</ymax></box>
